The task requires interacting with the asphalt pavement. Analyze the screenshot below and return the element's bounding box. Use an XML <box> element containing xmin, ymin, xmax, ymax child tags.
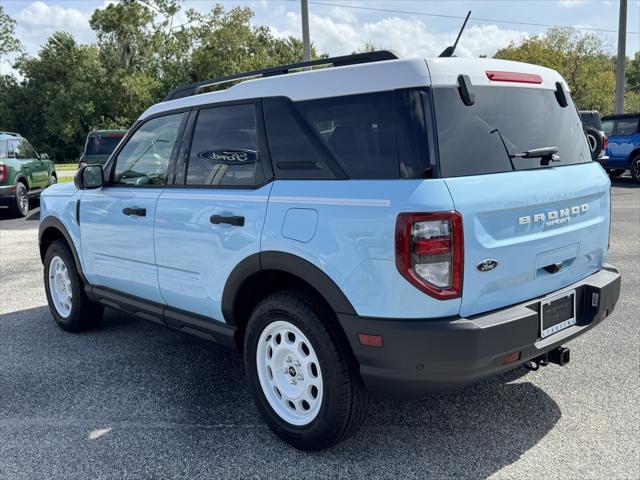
<box><xmin>0</xmin><ymin>177</ymin><xmax>638</xmax><ymax>479</ymax></box>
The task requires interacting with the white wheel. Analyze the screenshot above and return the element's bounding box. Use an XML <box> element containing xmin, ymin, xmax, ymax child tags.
<box><xmin>256</xmin><ymin>320</ymin><xmax>323</xmax><ymax>426</ymax></box>
<box><xmin>48</xmin><ymin>256</ymin><xmax>73</xmax><ymax>318</ymax></box>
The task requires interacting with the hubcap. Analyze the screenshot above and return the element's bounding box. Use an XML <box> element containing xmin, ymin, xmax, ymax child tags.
<box><xmin>633</xmin><ymin>159</ymin><xmax>640</xmax><ymax>178</ymax></box>
<box><xmin>48</xmin><ymin>256</ymin><xmax>73</xmax><ymax>318</ymax></box>
<box><xmin>256</xmin><ymin>320</ymin><xmax>323</xmax><ymax>426</ymax></box>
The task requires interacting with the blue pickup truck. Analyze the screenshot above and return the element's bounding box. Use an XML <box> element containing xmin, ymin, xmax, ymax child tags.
<box><xmin>601</xmin><ymin>113</ymin><xmax>640</xmax><ymax>182</ymax></box>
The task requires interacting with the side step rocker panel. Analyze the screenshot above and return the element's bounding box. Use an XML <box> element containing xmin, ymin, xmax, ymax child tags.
<box><xmin>86</xmin><ymin>285</ymin><xmax>238</xmax><ymax>352</ymax></box>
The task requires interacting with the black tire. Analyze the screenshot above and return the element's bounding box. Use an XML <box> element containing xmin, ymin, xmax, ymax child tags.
<box><xmin>630</xmin><ymin>155</ymin><xmax>640</xmax><ymax>183</ymax></box>
<box><xmin>244</xmin><ymin>289</ymin><xmax>369</xmax><ymax>450</ymax></box>
<box><xmin>606</xmin><ymin>168</ymin><xmax>626</xmax><ymax>178</ymax></box>
<box><xmin>43</xmin><ymin>240</ymin><xmax>103</xmax><ymax>332</ymax></box>
<box><xmin>584</xmin><ymin>126</ymin><xmax>603</xmax><ymax>160</ymax></box>
<box><xmin>8</xmin><ymin>182</ymin><xmax>29</xmax><ymax>218</ymax></box>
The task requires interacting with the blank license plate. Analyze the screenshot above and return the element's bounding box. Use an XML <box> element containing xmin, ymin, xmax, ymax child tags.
<box><xmin>540</xmin><ymin>290</ymin><xmax>576</xmax><ymax>338</ymax></box>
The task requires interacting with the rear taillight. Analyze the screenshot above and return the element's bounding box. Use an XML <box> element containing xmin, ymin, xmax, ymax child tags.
<box><xmin>0</xmin><ymin>164</ymin><xmax>7</xmax><ymax>183</ymax></box>
<box><xmin>602</xmin><ymin>134</ymin><xmax>608</xmax><ymax>151</ymax></box>
<box><xmin>395</xmin><ymin>212</ymin><xmax>464</xmax><ymax>300</ymax></box>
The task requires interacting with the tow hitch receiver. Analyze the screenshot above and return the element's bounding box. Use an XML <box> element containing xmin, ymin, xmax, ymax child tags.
<box><xmin>524</xmin><ymin>346</ymin><xmax>571</xmax><ymax>371</ymax></box>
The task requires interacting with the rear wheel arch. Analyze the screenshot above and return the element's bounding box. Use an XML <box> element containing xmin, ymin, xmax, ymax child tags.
<box><xmin>14</xmin><ymin>173</ymin><xmax>28</xmax><ymax>188</ymax></box>
<box><xmin>39</xmin><ymin>217</ymin><xmax>87</xmax><ymax>284</ymax></box>
<box><xmin>222</xmin><ymin>252</ymin><xmax>357</xmax><ymax>351</ymax></box>
<box><xmin>627</xmin><ymin>148</ymin><xmax>640</xmax><ymax>164</ymax></box>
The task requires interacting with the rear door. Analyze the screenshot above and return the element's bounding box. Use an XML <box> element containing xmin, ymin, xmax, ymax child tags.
<box><xmin>80</xmin><ymin>112</ymin><xmax>186</xmax><ymax>303</ymax></box>
<box><xmin>431</xmin><ymin>84</ymin><xmax>610</xmax><ymax>317</ymax></box>
<box><xmin>154</xmin><ymin>101</ymin><xmax>272</xmax><ymax>322</ymax></box>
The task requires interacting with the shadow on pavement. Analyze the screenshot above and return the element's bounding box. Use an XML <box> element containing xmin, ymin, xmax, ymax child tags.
<box><xmin>0</xmin><ymin>306</ymin><xmax>561</xmax><ymax>479</ymax></box>
<box><xmin>610</xmin><ymin>175</ymin><xmax>638</xmax><ymax>189</ymax></box>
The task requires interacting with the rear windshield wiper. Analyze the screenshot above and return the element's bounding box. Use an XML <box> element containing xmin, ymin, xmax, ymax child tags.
<box><xmin>491</xmin><ymin>128</ymin><xmax>560</xmax><ymax>169</ymax></box>
<box><xmin>511</xmin><ymin>147</ymin><xmax>560</xmax><ymax>166</ymax></box>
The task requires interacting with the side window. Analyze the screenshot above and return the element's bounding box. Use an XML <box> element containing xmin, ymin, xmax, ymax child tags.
<box><xmin>0</xmin><ymin>140</ymin><xmax>7</xmax><ymax>159</ymax></box>
<box><xmin>614</xmin><ymin>118</ymin><xmax>639</xmax><ymax>136</ymax></box>
<box><xmin>113</xmin><ymin>113</ymin><xmax>184</xmax><ymax>186</ymax></box>
<box><xmin>186</xmin><ymin>104</ymin><xmax>262</xmax><ymax>186</ymax></box>
<box><xmin>296</xmin><ymin>92</ymin><xmax>399</xmax><ymax>179</ymax></box>
<box><xmin>13</xmin><ymin>140</ymin><xmax>31</xmax><ymax>159</ymax></box>
<box><xmin>601</xmin><ymin>119</ymin><xmax>614</xmax><ymax>136</ymax></box>
<box><xmin>6</xmin><ymin>140</ymin><xmax>16</xmax><ymax>158</ymax></box>
<box><xmin>263</xmin><ymin>97</ymin><xmax>338</xmax><ymax>180</ymax></box>
<box><xmin>21</xmin><ymin>140</ymin><xmax>38</xmax><ymax>159</ymax></box>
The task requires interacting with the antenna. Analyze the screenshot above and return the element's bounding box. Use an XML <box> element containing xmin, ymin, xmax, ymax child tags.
<box><xmin>439</xmin><ymin>11</ymin><xmax>471</xmax><ymax>58</ymax></box>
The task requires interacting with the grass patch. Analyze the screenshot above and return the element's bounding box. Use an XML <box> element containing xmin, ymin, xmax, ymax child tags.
<box><xmin>54</xmin><ymin>163</ymin><xmax>78</xmax><ymax>171</ymax></box>
<box><xmin>57</xmin><ymin>176</ymin><xmax>74</xmax><ymax>183</ymax></box>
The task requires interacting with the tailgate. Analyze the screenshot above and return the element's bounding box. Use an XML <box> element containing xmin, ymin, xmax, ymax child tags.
<box><xmin>445</xmin><ymin>163</ymin><xmax>610</xmax><ymax>317</ymax></box>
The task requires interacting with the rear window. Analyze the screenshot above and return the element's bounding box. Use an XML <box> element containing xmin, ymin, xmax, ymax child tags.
<box><xmin>432</xmin><ymin>86</ymin><xmax>591</xmax><ymax>177</ymax></box>
<box><xmin>85</xmin><ymin>134</ymin><xmax>125</xmax><ymax>156</ymax></box>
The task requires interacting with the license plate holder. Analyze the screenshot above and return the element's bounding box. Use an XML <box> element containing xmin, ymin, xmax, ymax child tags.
<box><xmin>540</xmin><ymin>290</ymin><xmax>576</xmax><ymax>339</ymax></box>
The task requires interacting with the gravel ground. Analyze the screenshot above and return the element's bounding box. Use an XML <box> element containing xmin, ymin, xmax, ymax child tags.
<box><xmin>0</xmin><ymin>178</ymin><xmax>638</xmax><ymax>479</ymax></box>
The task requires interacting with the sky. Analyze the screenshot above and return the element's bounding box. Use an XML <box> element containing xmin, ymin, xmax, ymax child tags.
<box><xmin>1</xmin><ymin>0</ymin><xmax>639</xmax><ymax>75</ymax></box>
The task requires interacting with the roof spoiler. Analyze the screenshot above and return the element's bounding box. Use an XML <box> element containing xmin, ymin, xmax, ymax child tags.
<box><xmin>163</xmin><ymin>50</ymin><xmax>400</xmax><ymax>102</ymax></box>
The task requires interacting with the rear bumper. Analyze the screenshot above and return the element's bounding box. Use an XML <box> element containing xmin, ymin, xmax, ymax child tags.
<box><xmin>338</xmin><ymin>265</ymin><xmax>621</xmax><ymax>398</ymax></box>
<box><xmin>0</xmin><ymin>184</ymin><xmax>16</xmax><ymax>203</ymax></box>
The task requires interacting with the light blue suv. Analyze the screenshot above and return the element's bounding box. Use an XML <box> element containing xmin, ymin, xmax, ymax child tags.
<box><xmin>39</xmin><ymin>51</ymin><xmax>621</xmax><ymax>450</ymax></box>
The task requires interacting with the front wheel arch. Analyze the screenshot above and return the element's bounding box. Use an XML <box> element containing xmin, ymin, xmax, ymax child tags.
<box><xmin>39</xmin><ymin>217</ymin><xmax>88</xmax><ymax>284</ymax></box>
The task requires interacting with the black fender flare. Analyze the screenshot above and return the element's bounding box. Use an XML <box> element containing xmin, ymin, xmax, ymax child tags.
<box><xmin>39</xmin><ymin>216</ymin><xmax>88</xmax><ymax>284</ymax></box>
<box><xmin>14</xmin><ymin>173</ymin><xmax>28</xmax><ymax>187</ymax></box>
<box><xmin>221</xmin><ymin>251</ymin><xmax>357</xmax><ymax>326</ymax></box>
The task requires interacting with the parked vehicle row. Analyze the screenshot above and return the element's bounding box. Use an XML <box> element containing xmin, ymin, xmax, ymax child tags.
<box><xmin>0</xmin><ymin>132</ymin><xmax>57</xmax><ymax>217</ymax></box>
<box><xmin>38</xmin><ymin>52</ymin><xmax>621</xmax><ymax>450</ymax></box>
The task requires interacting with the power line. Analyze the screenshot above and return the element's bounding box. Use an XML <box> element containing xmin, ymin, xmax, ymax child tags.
<box><xmin>286</xmin><ymin>0</ymin><xmax>640</xmax><ymax>36</ymax></box>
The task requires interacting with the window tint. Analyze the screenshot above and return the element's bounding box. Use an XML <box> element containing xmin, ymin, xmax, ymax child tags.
<box><xmin>264</xmin><ymin>91</ymin><xmax>430</xmax><ymax>180</ymax></box>
<box><xmin>13</xmin><ymin>139</ymin><xmax>37</xmax><ymax>160</ymax></box>
<box><xmin>601</xmin><ymin>119</ymin><xmax>614</xmax><ymax>136</ymax></box>
<box><xmin>432</xmin><ymin>86</ymin><xmax>591</xmax><ymax>177</ymax></box>
<box><xmin>6</xmin><ymin>140</ymin><xmax>15</xmax><ymax>158</ymax></box>
<box><xmin>113</xmin><ymin>113</ymin><xmax>184</xmax><ymax>186</ymax></box>
<box><xmin>263</xmin><ymin>97</ymin><xmax>337</xmax><ymax>179</ymax></box>
<box><xmin>297</xmin><ymin>92</ymin><xmax>398</xmax><ymax>179</ymax></box>
<box><xmin>85</xmin><ymin>135</ymin><xmax>125</xmax><ymax>156</ymax></box>
<box><xmin>186</xmin><ymin>104</ymin><xmax>262</xmax><ymax>186</ymax></box>
<box><xmin>614</xmin><ymin>118</ymin><xmax>638</xmax><ymax>136</ymax></box>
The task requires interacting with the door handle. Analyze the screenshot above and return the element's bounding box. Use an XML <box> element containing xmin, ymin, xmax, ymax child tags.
<box><xmin>122</xmin><ymin>207</ymin><xmax>147</xmax><ymax>217</ymax></box>
<box><xmin>210</xmin><ymin>215</ymin><xmax>244</xmax><ymax>226</ymax></box>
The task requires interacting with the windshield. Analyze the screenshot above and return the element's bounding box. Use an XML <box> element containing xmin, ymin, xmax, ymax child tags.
<box><xmin>85</xmin><ymin>135</ymin><xmax>124</xmax><ymax>156</ymax></box>
<box><xmin>432</xmin><ymin>86</ymin><xmax>591</xmax><ymax>177</ymax></box>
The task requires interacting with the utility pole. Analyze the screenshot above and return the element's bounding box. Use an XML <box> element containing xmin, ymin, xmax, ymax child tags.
<box><xmin>615</xmin><ymin>0</ymin><xmax>627</xmax><ymax>114</ymax></box>
<box><xmin>301</xmin><ymin>0</ymin><xmax>311</xmax><ymax>61</ymax></box>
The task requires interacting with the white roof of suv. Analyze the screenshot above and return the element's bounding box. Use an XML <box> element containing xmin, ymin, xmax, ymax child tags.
<box><xmin>140</xmin><ymin>55</ymin><xmax>569</xmax><ymax>121</ymax></box>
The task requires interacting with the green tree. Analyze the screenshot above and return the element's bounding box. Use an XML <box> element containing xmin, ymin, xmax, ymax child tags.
<box><xmin>495</xmin><ymin>27</ymin><xmax>616</xmax><ymax>114</ymax></box>
<box><xmin>12</xmin><ymin>32</ymin><xmax>109</xmax><ymax>160</ymax></box>
<box><xmin>0</xmin><ymin>5</ymin><xmax>21</xmax><ymax>58</ymax></box>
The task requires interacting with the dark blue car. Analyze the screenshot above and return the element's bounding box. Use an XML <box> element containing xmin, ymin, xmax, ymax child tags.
<box><xmin>601</xmin><ymin>113</ymin><xmax>640</xmax><ymax>182</ymax></box>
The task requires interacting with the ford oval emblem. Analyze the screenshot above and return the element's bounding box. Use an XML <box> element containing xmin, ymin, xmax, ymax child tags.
<box><xmin>476</xmin><ymin>259</ymin><xmax>498</xmax><ymax>272</ymax></box>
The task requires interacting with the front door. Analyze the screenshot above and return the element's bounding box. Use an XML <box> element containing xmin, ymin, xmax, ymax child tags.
<box><xmin>12</xmin><ymin>138</ymin><xmax>48</xmax><ymax>188</ymax></box>
<box><xmin>154</xmin><ymin>102</ymin><xmax>272</xmax><ymax>322</ymax></box>
<box><xmin>80</xmin><ymin>112</ymin><xmax>187</xmax><ymax>303</ymax></box>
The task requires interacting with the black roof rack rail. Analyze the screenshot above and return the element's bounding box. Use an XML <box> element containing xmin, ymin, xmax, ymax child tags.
<box><xmin>162</xmin><ymin>50</ymin><xmax>399</xmax><ymax>102</ymax></box>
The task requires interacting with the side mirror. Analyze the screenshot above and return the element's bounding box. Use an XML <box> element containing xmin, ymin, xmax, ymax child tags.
<box><xmin>75</xmin><ymin>164</ymin><xmax>104</xmax><ymax>190</ymax></box>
